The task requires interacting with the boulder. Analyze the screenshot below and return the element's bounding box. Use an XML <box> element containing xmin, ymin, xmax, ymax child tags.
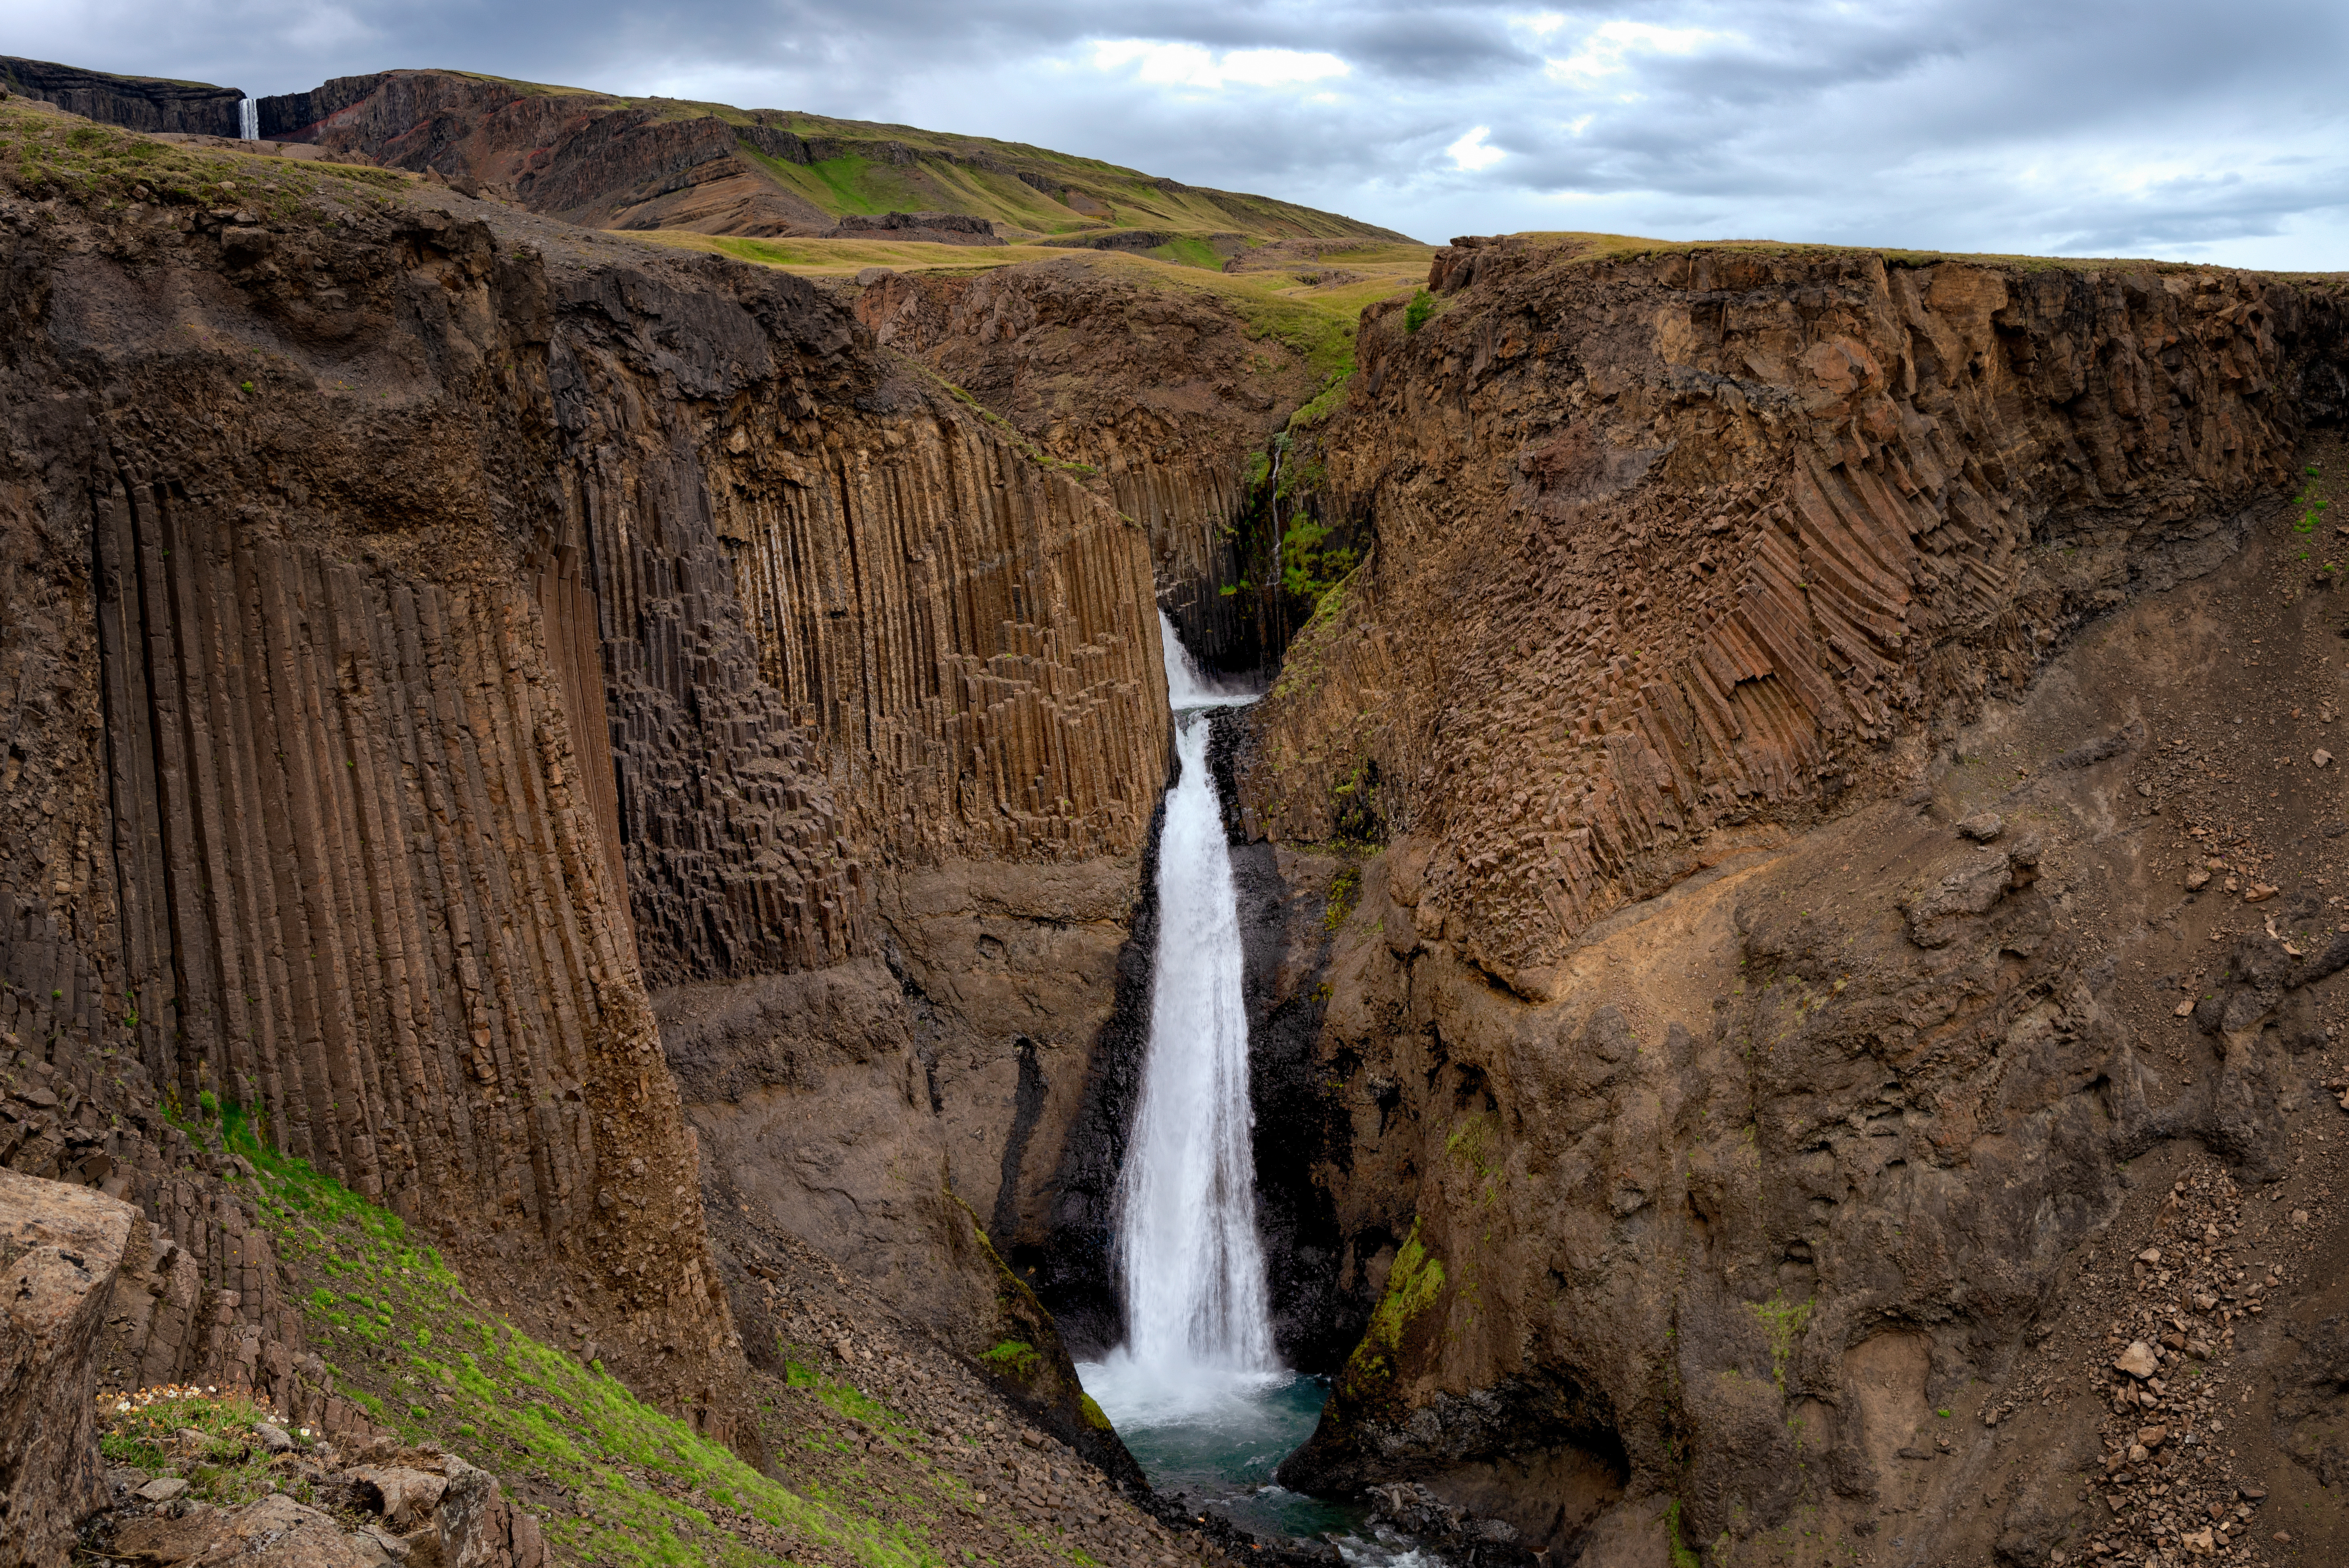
<box><xmin>348</xmin><ymin>1465</ymin><xmax>450</xmax><ymax>1531</ymax></box>
<box><xmin>146</xmin><ymin>1492</ymin><xmax>388</xmax><ymax>1566</ymax></box>
<box><xmin>436</xmin><ymin>1456</ymin><xmax>545</xmax><ymax>1568</ymax></box>
<box><xmin>0</xmin><ymin>1168</ymin><xmax>138</xmax><ymax>1568</ymax></box>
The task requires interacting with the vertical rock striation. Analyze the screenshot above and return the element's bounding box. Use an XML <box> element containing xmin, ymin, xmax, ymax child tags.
<box><xmin>853</xmin><ymin>258</ymin><xmax>1321</xmax><ymax>671</ymax></box>
<box><xmin>0</xmin><ymin>112</ymin><xmax>1180</xmax><ymax>1471</ymax></box>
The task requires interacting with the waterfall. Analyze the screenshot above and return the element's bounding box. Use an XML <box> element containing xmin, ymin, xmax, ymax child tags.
<box><xmin>1157</xmin><ymin>608</ymin><xmax>1254</xmax><ymax>710</ymax></box>
<box><xmin>1100</xmin><ymin>612</ymin><xmax>1274</xmax><ymax>1386</ymax></box>
<box><xmin>238</xmin><ymin>98</ymin><xmax>259</xmax><ymax>141</ymax></box>
<box><xmin>1117</xmin><ymin>714</ymin><xmax>1275</xmax><ymax>1370</ymax></box>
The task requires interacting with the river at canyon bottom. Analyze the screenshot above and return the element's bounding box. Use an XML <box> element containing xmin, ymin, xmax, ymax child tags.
<box><xmin>1078</xmin><ymin>1358</ymin><xmax>1442</xmax><ymax>1566</ymax></box>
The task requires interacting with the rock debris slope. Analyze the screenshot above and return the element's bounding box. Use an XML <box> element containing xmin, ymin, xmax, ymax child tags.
<box><xmin>1229</xmin><ymin>237</ymin><xmax>2349</xmax><ymax>1562</ymax></box>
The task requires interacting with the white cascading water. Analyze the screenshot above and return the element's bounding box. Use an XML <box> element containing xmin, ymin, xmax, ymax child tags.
<box><xmin>1078</xmin><ymin>616</ymin><xmax>1431</xmax><ymax>1564</ymax></box>
<box><xmin>1157</xmin><ymin>608</ymin><xmax>1253</xmax><ymax>709</ymax></box>
<box><xmin>238</xmin><ymin>98</ymin><xmax>259</xmax><ymax>141</ymax></box>
<box><xmin>1081</xmin><ymin>613</ymin><xmax>1275</xmax><ymax>1412</ymax></box>
<box><xmin>1118</xmin><ymin>718</ymin><xmax>1273</xmax><ymax>1370</ymax></box>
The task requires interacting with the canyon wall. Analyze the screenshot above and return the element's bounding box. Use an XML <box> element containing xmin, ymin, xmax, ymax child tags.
<box><xmin>1237</xmin><ymin>241</ymin><xmax>2349</xmax><ymax>1561</ymax></box>
<box><xmin>854</xmin><ymin>258</ymin><xmax>1317</xmax><ymax>670</ymax></box>
<box><xmin>0</xmin><ymin>56</ymin><xmax>243</xmax><ymax>138</ymax></box>
<box><xmin>0</xmin><ymin>110</ymin><xmax>1169</xmax><ymax>1470</ymax></box>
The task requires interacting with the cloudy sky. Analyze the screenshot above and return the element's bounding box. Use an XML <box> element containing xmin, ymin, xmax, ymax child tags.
<box><xmin>8</xmin><ymin>0</ymin><xmax>2347</xmax><ymax>266</ymax></box>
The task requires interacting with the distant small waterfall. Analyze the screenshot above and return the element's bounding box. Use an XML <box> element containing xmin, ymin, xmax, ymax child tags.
<box><xmin>1109</xmin><ymin>613</ymin><xmax>1273</xmax><ymax>1375</ymax></box>
<box><xmin>238</xmin><ymin>98</ymin><xmax>258</xmax><ymax>141</ymax></box>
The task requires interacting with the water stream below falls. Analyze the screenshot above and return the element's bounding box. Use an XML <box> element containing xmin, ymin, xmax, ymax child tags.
<box><xmin>1075</xmin><ymin>616</ymin><xmax>1438</xmax><ymax>1567</ymax></box>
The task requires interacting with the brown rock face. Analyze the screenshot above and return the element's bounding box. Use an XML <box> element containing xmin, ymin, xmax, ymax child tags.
<box><xmin>0</xmin><ymin>119</ymin><xmax>1168</xmax><ymax>1474</ymax></box>
<box><xmin>0</xmin><ymin>1170</ymin><xmax>136</xmax><ymax>1568</ymax></box>
<box><xmin>1244</xmin><ymin>245</ymin><xmax>2342</xmax><ymax>992</ymax></box>
<box><xmin>1231</xmin><ymin>242</ymin><xmax>2349</xmax><ymax>1557</ymax></box>
<box><xmin>855</xmin><ymin>258</ymin><xmax>1321</xmax><ymax>667</ymax></box>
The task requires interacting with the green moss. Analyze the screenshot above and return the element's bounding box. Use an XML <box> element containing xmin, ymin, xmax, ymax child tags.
<box><xmin>1443</xmin><ymin>1114</ymin><xmax>1496</xmax><ymax>1178</ymax></box>
<box><xmin>1666</xmin><ymin>1499</ymin><xmax>1701</xmax><ymax>1568</ymax></box>
<box><xmin>1750</xmin><ymin>1292</ymin><xmax>1815</xmax><ymax>1392</ymax></box>
<box><xmin>1333</xmin><ymin>1220</ymin><xmax>1446</xmax><ymax>1412</ymax></box>
<box><xmin>220</xmin><ymin>1108</ymin><xmax>963</xmax><ymax>1566</ymax></box>
<box><xmin>980</xmin><ymin>1341</ymin><xmax>1042</xmax><ymax>1379</ymax></box>
<box><xmin>1286</xmin><ymin>372</ymin><xmax>1351</xmax><ymax>433</ymax></box>
<box><xmin>1078</xmin><ymin>1393</ymin><xmax>1112</xmax><ymax>1432</ymax></box>
<box><xmin>1404</xmin><ymin>289</ymin><xmax>1435</xmax><ymax>333</ymax></box>
<box><xmin>1322</xmin><ymin>866</ymin><xmax>1361</xmax><ymax>932</ymax></box>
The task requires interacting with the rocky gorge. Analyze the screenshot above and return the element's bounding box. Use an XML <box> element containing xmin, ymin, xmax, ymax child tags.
<box><xmin>5</xmin><ymin>72</ymin><xmax>2349</xmax><ymax>1568</ymax></box>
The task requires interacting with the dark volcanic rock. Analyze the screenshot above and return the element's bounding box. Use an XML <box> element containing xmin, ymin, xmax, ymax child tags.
<box><xmin>0</xmin><ymin>56</ymin><xmax>242</xmax><ymax>136</ymax></box>
<box><xmin>823</xmin><ymin>210</ymin><xmax>1004</xmax><ymax>246</ymax></box>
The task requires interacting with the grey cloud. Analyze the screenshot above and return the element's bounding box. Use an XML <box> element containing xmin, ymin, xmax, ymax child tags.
<box><xmin>8</xmin><ymin>0</ymin><xmax>2346</xmax><ymax>264</ymax></box>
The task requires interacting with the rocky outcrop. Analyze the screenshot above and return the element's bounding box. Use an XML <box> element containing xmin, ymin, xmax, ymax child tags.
<box><xmin>0</xmin><ymin>1170</ymin><xmax>136</xmax><ymax>1568</ymax></box>
<box><xmin>1244</xmin><ymin>244</ymin><xmax>2346</xmax><ymax>992</ymax></box>
<box><xmin>824</xmin><ymin>211</ymin><xmax>1003</xmax><ymax>246</ymax></box>
<box><xmin>0</xmin><ymin>57</ymin><xmax>242</xmax><ymax>137</ymax></box>
<box><xmin>1041</xmin><ymin>230</ymin><xmax>1248</xmax><ymax>258</ymax></box>
<box><xmin>1234</xmin><ymin>240</ymin><xmax>2349</xmax><ymax>1558</ymax></box>
<box><xmin>0</xmin><ymin>134</ymin><xmax>742</xmax><ymax>1435</ymax></box>
<box><xmin>0</xmin><ymin>104</ymin><xmax>1168</xmax><ymax>1473</ymax></box>
<box><xmin>96</xmin><ymin>1438</ymin><xmax>549</xmax><ymax>1568</ymax></box>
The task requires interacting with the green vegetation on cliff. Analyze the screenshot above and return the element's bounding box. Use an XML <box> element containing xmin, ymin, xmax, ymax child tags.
<box><xmin>177</xmin><ymin>1106</ymin><xmax>1078</xmax><ymax>1568</ymax></box>
<box><xmin>1332</xmin><ymin>1220</ymin><xmax>1446</xmax><ymax>1412</ymax></box>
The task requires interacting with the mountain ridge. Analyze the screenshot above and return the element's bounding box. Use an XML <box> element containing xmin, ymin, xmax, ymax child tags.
<box><xmin>252</xmin><ymin>66</ymin><xmax>1411</xmax><ymax>246</ymax></box>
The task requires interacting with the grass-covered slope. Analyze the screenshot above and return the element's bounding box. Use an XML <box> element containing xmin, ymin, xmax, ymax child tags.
<box><xmin>258</xmin><ymin>67</ymin><xmax>1410</xmax><ymax>250</ymax></box>
<box><xmin>169</xmin><ymin>1105</ymin><xmax>1129</xmax><ymax>1568</ymax></box>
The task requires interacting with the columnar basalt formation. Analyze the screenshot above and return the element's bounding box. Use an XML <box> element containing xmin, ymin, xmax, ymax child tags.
<box><xmin>1245</xmin><ymin>243</ymin><xmax>2344</xmax><ymax>993</ymax></box>
<box><xmin>0</xmin><ymin>118</ymin><xmax>1172</xmax><ymax>1473</ymax></box>
<box><xmin>0</xmin><ymin>172</ymin><xmax>746</xmax><ymax>1431</ymax></box>
<box><xmin>853</xmin><ymin>258</ymin><xmax>1319</xmax><ymax>667</ymax></box>
<box><xmin>1231</xmin><ymin>241</ymin><xmax>2349</xmax><ymax>1560</ymax></box>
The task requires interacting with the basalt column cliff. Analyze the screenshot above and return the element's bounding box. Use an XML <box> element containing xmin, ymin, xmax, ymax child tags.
<box><xmin>0</xmin><ymin>116</ymin><xmax>1168</xmax><ymax>1464</ymax></box>
<box><xmin>1235</xmin><ymin>241</ymin><xmax>2349</xmax><ymax>1562</ymax></box>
